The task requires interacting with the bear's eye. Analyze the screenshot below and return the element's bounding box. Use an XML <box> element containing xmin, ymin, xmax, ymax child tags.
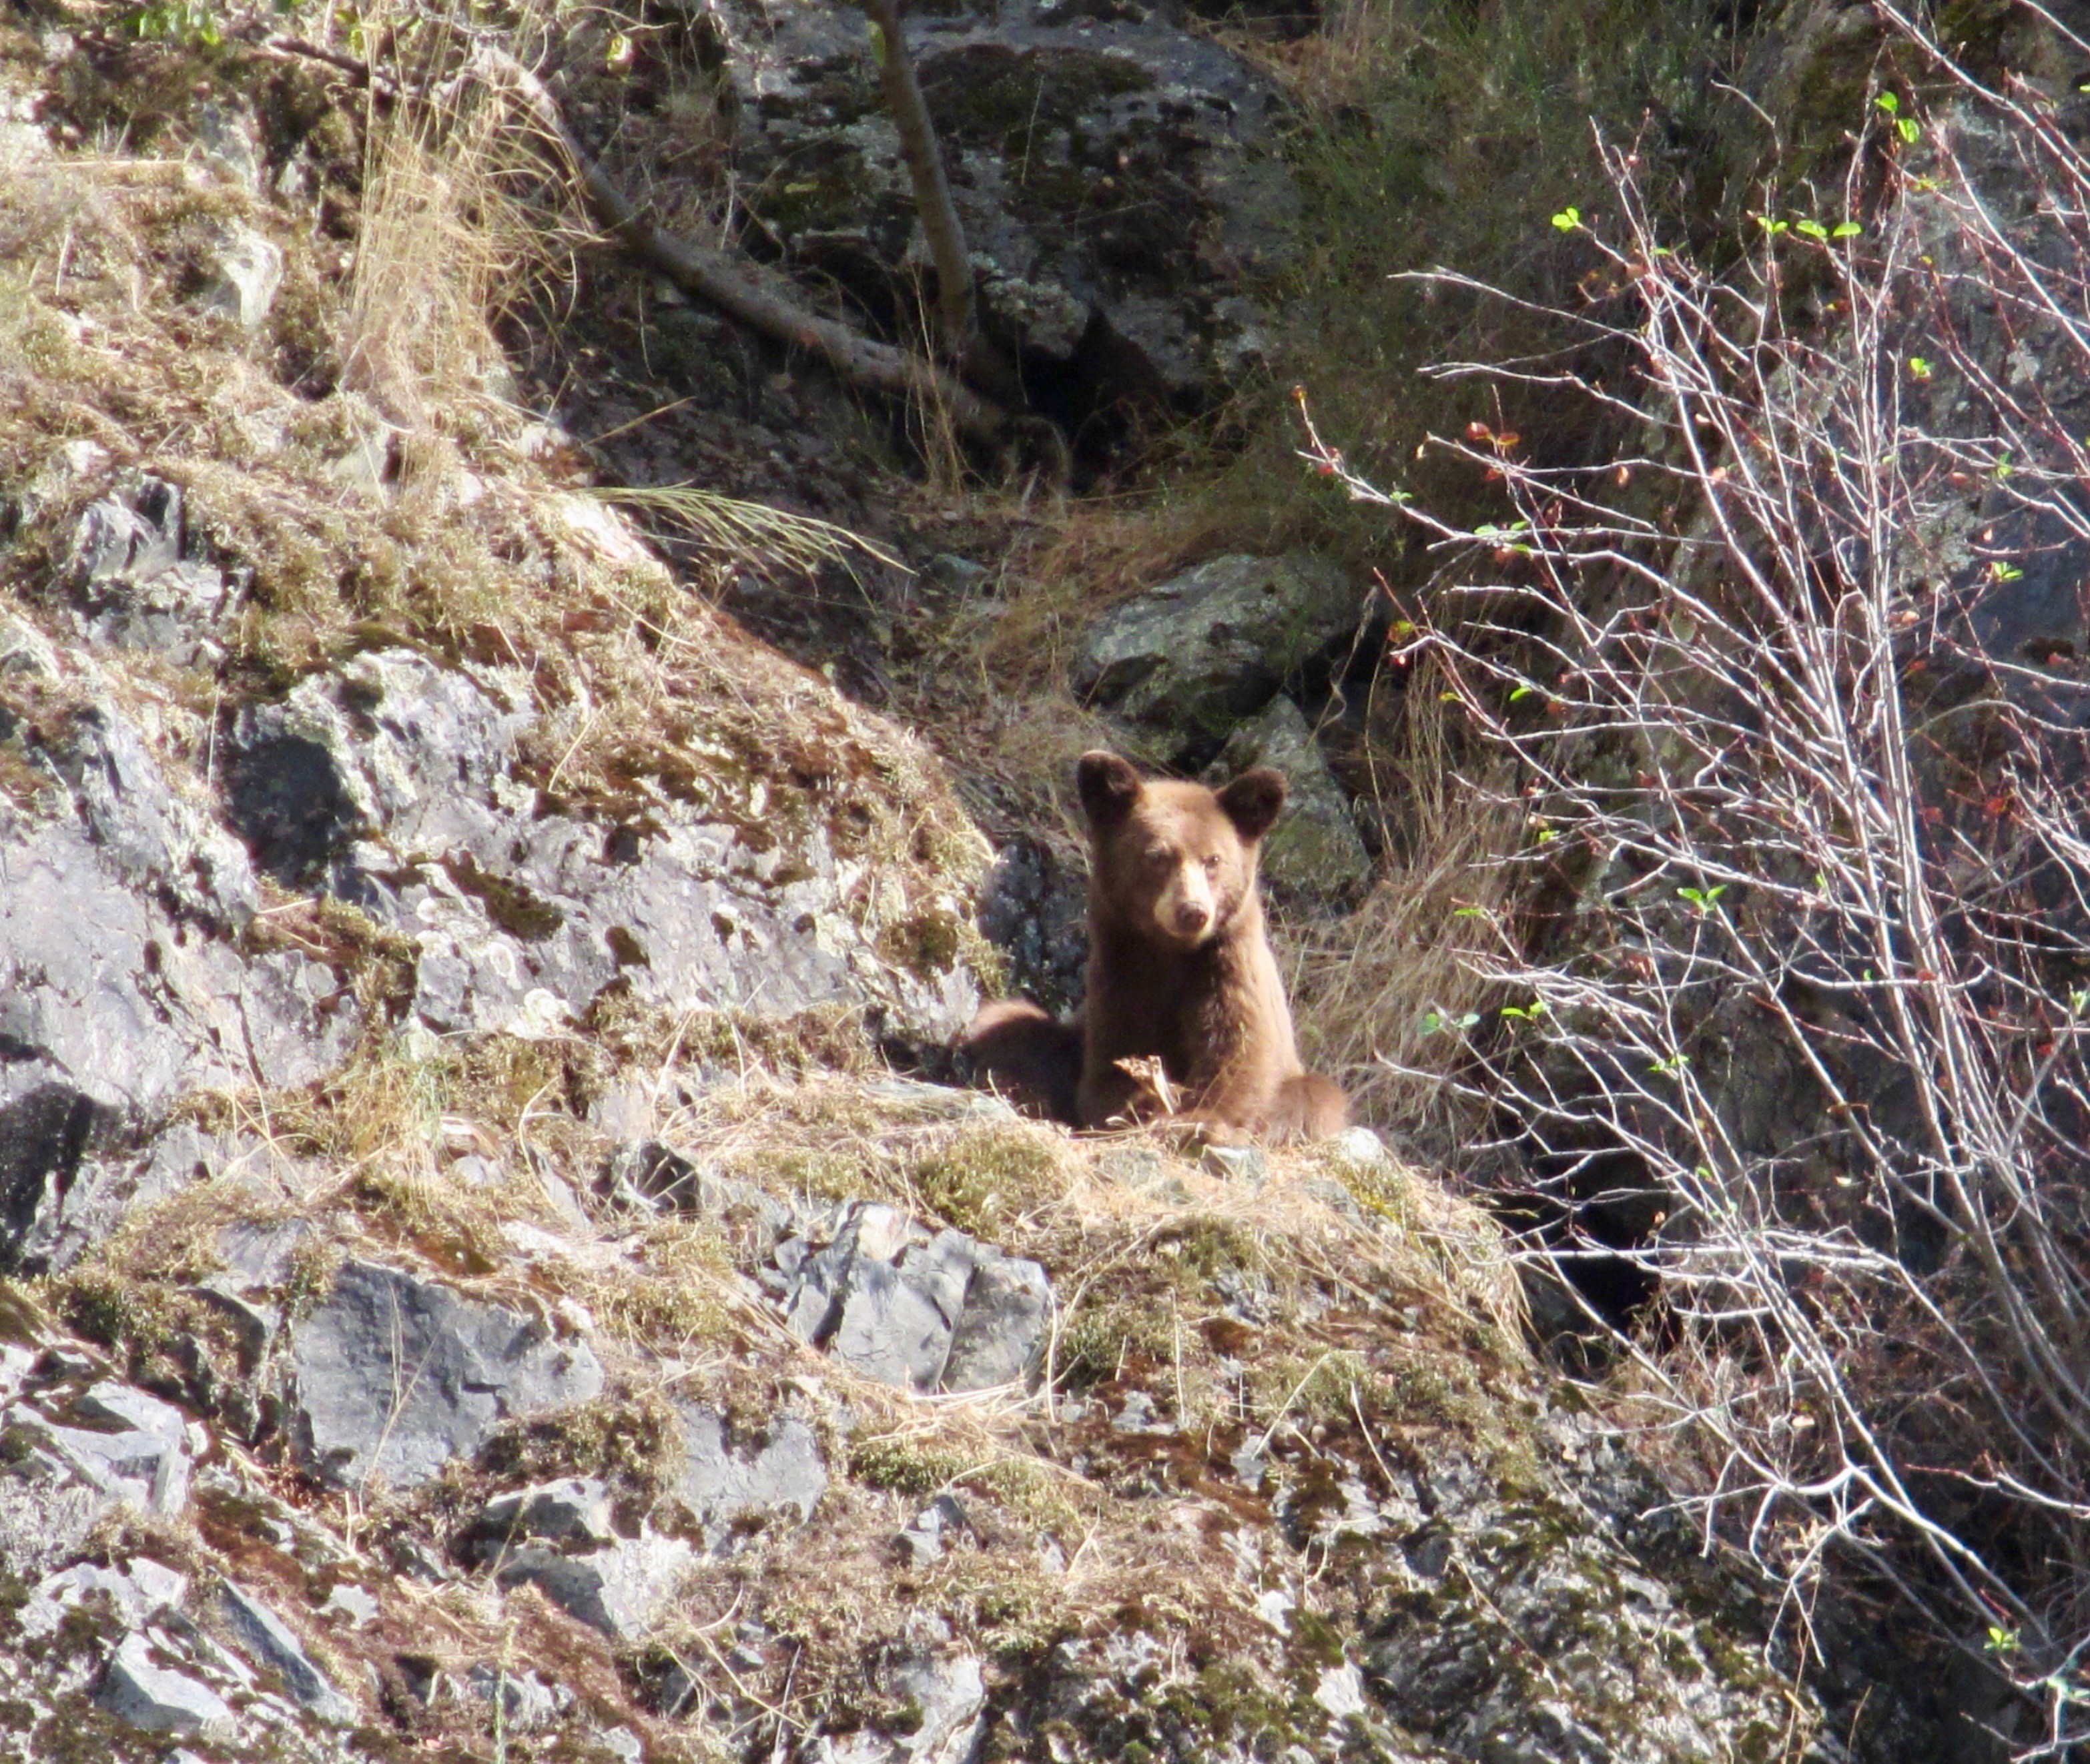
<box><xmin>1202</xmin><ymin>854</ymin><xmax>1223</xmax><ymax>875</ymax></box>
<box><xmin>1144</xmin><ymin>846</ymin><xmax>1173</xmax><ymax>869</ymax></box>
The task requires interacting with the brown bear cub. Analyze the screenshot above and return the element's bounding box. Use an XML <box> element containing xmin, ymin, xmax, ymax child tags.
<box><xmin>962</xmin><ymin>751</ymin><xmax>1348</xmax><ymax>1142</ymax></box>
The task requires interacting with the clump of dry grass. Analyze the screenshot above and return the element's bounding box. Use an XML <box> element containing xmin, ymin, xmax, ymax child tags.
<box><xmin>1290</xmin><ymin>680</ymin><xmax>1520</xmax><ymax>1151</ymax></box>
<box><xmin>338</xmin><ymin>0</ymin><xmax>580</xmax><ymax>433</ymax></box>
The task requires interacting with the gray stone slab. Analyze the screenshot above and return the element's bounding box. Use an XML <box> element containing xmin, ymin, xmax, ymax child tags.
<box><xmin>290</xmin><ymin>1259</ymin><xmax>603</xmax><ymax>1489</ymax></box>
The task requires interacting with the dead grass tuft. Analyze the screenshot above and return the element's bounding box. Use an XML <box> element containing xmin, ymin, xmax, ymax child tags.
<box><xmin>339</xmin><ymin>0</ymin><xmax>579</xmax><ymax>432</ymax></box>
<box><xmin>1291</xmin><ymin>679</ymin><xmax>1521</xmax><ymax>1152</ymax></box>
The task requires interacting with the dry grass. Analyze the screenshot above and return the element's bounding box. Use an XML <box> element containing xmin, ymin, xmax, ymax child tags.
<box><xmin>621</xmin><ymin>1065</ymin><xmax>1525</xmax><ymax>1730</ymax></box>
<box><xmin>339</xmin><ymin>0</ymin><xmax>582</xmax><ymax>432</ymax></box>
<box><xmin>1289</xmin><ymin>679</ymin><xmax>1521</xmax><ymax>1150</ymax></box>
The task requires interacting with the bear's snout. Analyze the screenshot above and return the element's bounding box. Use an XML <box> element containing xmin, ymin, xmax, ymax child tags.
<box><xmin>1154</xmin><ymin>858</ymin><xmax>1220</xmax><ymax>943</ymax></box>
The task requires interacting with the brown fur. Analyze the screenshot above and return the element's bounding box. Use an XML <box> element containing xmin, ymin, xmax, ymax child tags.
<box><xmin>961</xmin><ymin>751</ymin><xmax>1347</xmax><ymax>1144</ymax></box>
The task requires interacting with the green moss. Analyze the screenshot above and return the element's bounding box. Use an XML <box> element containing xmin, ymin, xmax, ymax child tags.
<box><xmin>909</xmin><ymin>1128</ymin><xmax>1062</xmax><ymax>1237</ymax></box>
<box><xmin>482</xmin><ymin>1391</ymin><xmax>680</xmax><ymax>1501</ymax></box>
<box><xmin>50</xmin><ymin>1268</ymin><xmax>174</xmax><ymax>1358</ymax></box>
<box><xmin>1156</xmin><ymin>1659</ymin><xmax>1303</xmax><ymax>1752</ymax></box>
<box><xmin>440</xmin><ymin>851</ymin><xmax>565</xmax><ymax>941</ymax></box>
<box><xmin>878</xmin><ymin>906</ymin><xmax>965</xmax><ymax>981</ymax></box>
<box><xmin>743</xmin><ymin>1145</ymin><xmax>876</xmax><ymax>1205</ymax></box>
<box><xmin>1058</xmin><ymin>1294</ymin><xmax>1172</xmax><ymax>1388</ymax></box>
<box><xmin>848</xmin><ymin>1435</ymin><xmax>968</xmax><ymax>1496</ymax></box>
<box><xmin>923</xmin><ymin>44</ymin><xmax>1152</xmax><ymax>157</ymax></box>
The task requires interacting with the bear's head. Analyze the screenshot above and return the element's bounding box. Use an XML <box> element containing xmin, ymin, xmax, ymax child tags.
<box><xmin>1077</xmin><ymin>750</ymin><xmax>1286</xmax><ymax>949</ymax></box>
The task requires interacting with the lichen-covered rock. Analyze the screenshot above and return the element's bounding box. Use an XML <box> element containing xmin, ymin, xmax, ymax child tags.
<box><xmin>717</xmin><ymin>0</ymin><xmax>1296</xmax><ymax>413</ymax></box>
<box><xmin>1212</xmin><ymin>695</ymin><xmax>1371</xmax><ymax>905</ymax></box>
<box><xmin>200</xmin><ymin>221</ymin><xmax>284</xmax><ymax>330</ymax></box>
<box><xmin>49</xmin><ymin>472</ymin><xmax>240</xmax><ymax>665</ymax></box>
<box><xmin>223</xmin><ymin>646</ymin><xmax>982</xmax><ymax>1046</ymax></box>
<box><xmin>0</xmin><ymin>763</ymin><xmax>354</xmax><ymax>1275</ymax></box>
<box><xmin>777</xmin><ymin>1200</ymin><xmax>1051</xmax><ymax>1392</ymax></box>
<box><xmin>1074</xmin><ymin>553</ymin><xmax>1361</xmax><ymax>752</ymax></box>
<box><xmin>676</xmin><ymin>1404</ymin><xmax>827</xmax><ymax>1546</ymax></box>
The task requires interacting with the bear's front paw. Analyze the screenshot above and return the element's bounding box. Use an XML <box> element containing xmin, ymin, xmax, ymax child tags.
<box><xmin>1158</xmin><ymin>1116</ymin><xmax>1245</xmax><ymax>1154</ymax></box>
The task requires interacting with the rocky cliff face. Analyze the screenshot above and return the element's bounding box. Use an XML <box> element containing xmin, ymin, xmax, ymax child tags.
<box><xmin>0</xmin><ymin>5</ymin><xmax>1959</xmax><ymax>1763</ymax></box>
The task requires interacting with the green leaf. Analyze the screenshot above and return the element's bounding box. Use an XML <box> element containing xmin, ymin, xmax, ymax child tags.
<box><xmin>1754</xmin><ymin>215</ymin><xmax>1790</xmax><ymax>236</ymax></box>
<box><xmin>1908</xmin><ymin>356</ymin><xmax>1934</xmax><ymax>380</ymax></box>
<box><xmin>1794</xmin><ymin>219</ymin><xmax>1828</xmax><ymax>241</ymax></box>
<box><xmin>1898</xmin><ymin>116</ymin><xmax>1921</xmax><ymax>144</ymax></box>
<box><xmin>1992</xmin><ymin>562</ymin><xmax>2024</xmax><ymax>582</ymax></box>
<box><xmin>1508</xmin><ymin>683</ymin><xmax>1536</xmax><ymax>702</ymax></box>
<box><xmin>1451</xmin><ymin>906</ymin><xmax>1485</xmax><ymax>919</ymax></box>
<box><xmin>1551</xmin><ymin>206</ymin><xmax>1582</xmax><ymax>232</ymax></box>
<box><xmin>1875</xmin><ymin>91</ymin><xmax>1900</xmax><ymax>114</ymax></box>
<box><xmin>1831</xmin><ymin>221</ymin><xmax>1863</xmax><ymax>238</ymax></box>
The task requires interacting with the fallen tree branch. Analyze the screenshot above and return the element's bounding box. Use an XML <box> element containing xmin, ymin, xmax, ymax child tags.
<box><xmin>471</xmin><ymin>45</ymin><xmax>1012</xmax><ymax>448</ymax></box>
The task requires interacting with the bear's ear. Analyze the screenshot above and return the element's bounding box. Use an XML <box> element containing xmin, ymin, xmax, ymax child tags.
<box><xmin>1218</xmin><ymin>767</ymin><xmax>1287</xmax><ymax>842</ymax></box>
<box><xmin>1076</xmin><ymin>751</ymin><xmax>1144</xmax><ymax>827</ymax></box>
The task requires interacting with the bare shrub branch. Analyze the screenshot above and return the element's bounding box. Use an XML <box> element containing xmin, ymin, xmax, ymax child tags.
<box><xmin>1303</xmin><ymin>19</ymin><xmax>2090</xmax><ymax>1749</ymax></box>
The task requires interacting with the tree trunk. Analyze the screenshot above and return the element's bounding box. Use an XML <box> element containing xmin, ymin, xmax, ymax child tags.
<box><xmin>859</xmin><ymin>0</ymin><xmax>978</xmax><ymax>360</ymax></box>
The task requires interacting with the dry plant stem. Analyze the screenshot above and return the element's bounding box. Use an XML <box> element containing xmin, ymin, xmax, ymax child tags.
<box><xmin>1303</xmin><ymin>49</ymin><xmax>2090</xmax><ymax>1749</ymax></box>
<box><xmin>469</xmin><ymin>45</ymin><xmax>1010</xmax><ymax>446</ymax></box>
<box><xmin>859</xmin><ymin>0</ymin><xmax>977</xmax><ymax>356</ymax></box>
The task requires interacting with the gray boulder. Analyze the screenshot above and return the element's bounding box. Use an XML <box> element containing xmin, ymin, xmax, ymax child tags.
<box><xmin>220</xmin><ymin>1581</ymin><xmax>357</xmax><ymax>1725</ymax></box>
<box><xmin>97</xmin><ymin>1631</ymin><xmax>236</xmax><ymax>1735</ymax></box>
<box><xmin>676</xmin><ymin>1403</ymin><xmax>827</xmax><ymax>1546</ymax></box>
<box><xmin>1073</xmin><ymin>553</ymin><xmax>1361</xmax><ymax>749</ymax></box>
<box><xmin>43</xmin><ymin>702</ymin><xmax>258</xmax><ymax>930</ymax></box>
<box><xmin>222</xmin><ymin>646</ymin><xmax>980</xmax><ymax>1045</ymax></box>
<box><xmin>1211</xmin><ymin>695</ymin><xmax>1372</xmax><ymax>905</ymax></box>
<box><xmin>7</xmin><ymin>1379</ymin><xmax>194</xmax><ymax>1517</ymax></box>
<box><xmin>56</xmin><ymin>472</ymin><xmax>239</xmax><ymax>663</ymax></box>
<box><xmin>476</xmin><ymin>1477</ymin><xmax>617</xmax><ymax>1553</ymax></box>
<box><xmin>777</xmin><ymin>1202</ymin><xmax>1051</xmax><ymax>1393</ymax></box>
<box><xmin>493</xmin><ymin>1531</ymin><xmax>695</xmax><ymax>1640</ymax></box>
<box><xmin>0</xmin><ymin>806</ymin><xmax>355</xmax><ymax>1273</ymax></box>
<box><xmin>290</xmin><ymin>1260</ymin><xmax>605</xmax><ymax>1489</ymax></box>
